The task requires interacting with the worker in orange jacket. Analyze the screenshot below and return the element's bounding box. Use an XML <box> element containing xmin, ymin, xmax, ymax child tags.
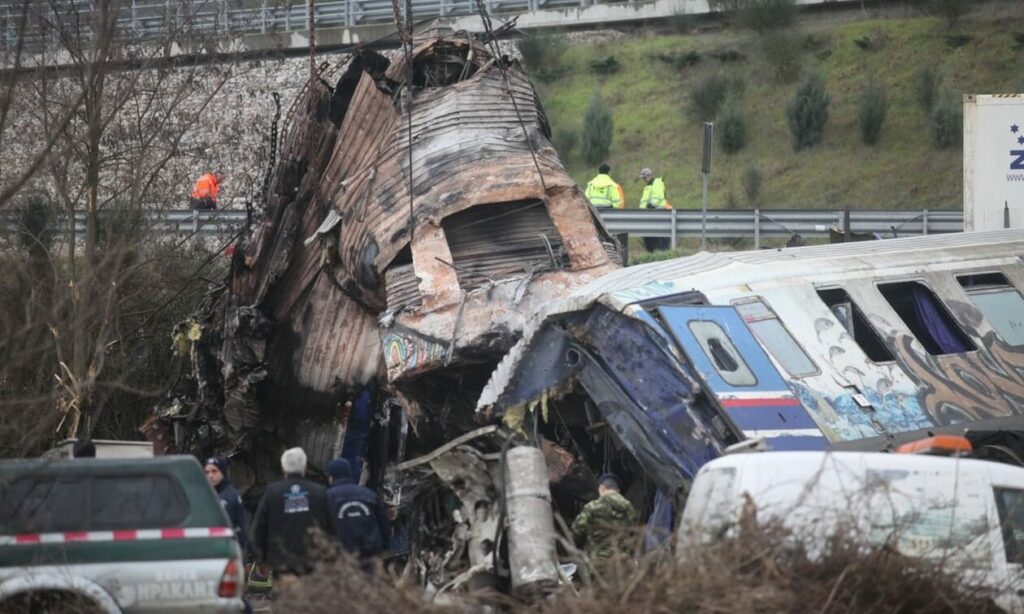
<box><xmin>191</xmin><ymin>172</ymin><xmax>222</xmax><ymax>210</ymax></box>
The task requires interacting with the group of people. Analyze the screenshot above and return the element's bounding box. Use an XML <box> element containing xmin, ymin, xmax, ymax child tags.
<box><xmin>585</xmin><ymin>165</ymin><xmax>672</xmax><ymax>251</ymax></box>
<box><xmin>584</xmin><ymin>165</ymin><xmax>670</xmax><ymax>212</ymax></box>
<box><xmin>205</xmin><ymin>446</ymin><xmax>641</xmax><ymax>586</ymax></box>
<box><xmin>203</xmin><ymin>447</ymin><xmax>391</xmax><ymax>584</ymax></box>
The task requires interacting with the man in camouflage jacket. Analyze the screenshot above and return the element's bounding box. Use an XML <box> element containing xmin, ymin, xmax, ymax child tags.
<box><xmin>571</xmin><ymin>473</ymin><xmax>637</xmax><ymax>562</ymax></box>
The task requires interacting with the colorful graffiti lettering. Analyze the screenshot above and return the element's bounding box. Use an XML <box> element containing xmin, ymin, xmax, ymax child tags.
<box><xmin>384</xmin><ymin>332</ymin><xmax>447</xmax><ymax>379</ymax></box>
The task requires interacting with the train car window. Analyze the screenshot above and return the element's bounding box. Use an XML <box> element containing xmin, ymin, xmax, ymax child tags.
<box><xmin>687</xmin><ymin>321</ymin><xmax>757</xmax><ymax>386</ymax></box>
<box><xmin>957</xmin><ymin>272</ymin><xmax>1024</xmax><ymax>347</ymax></box>
<box><xmin>816</xmin><ymin>288</ymin><xmax>895</xmax><ymax>362</ymax></box>
<box><xmin>877</xmin><ymin>281</ymin><xmax>975</xmax><ymax>355</ymax></box>
<box><xmin>734</xmin><ymin>299</ymin><xmax>818</xmax><ymax>377</ymax></box>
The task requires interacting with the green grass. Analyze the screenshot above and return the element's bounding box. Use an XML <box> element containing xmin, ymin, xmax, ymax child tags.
<box><xmin>537</xmin><ymin>11</ymin><xmax>1024</xmax><ymax>210</ymax></box>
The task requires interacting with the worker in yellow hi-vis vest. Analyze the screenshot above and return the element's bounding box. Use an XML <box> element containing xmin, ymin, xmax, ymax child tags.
<box><xmin>585</xmin><ymin>164</ymin><xmax>625</xmax><ymax>210</ymax></box>
<box><xmin>638</xmin><ymin>168</ymin><xmax>671</xmax><ymax>210</ymax></box>
<box><xmin>638</xmin><ymin>167</ymin><xmax>672</xmax><ymax>252</ymax></box>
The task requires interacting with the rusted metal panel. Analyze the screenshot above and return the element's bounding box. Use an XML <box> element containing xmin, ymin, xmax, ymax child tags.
<box><xmin>410</xmin><ymin>219</ymin><xmax>461</xmax><ymax>312</ymax></box>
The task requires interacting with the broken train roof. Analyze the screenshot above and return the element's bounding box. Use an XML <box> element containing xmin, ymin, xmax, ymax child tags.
<box><xmin>476</xmin><ymin>228</ymin><xmax>1024</xmax><ymax>411</ymax></box>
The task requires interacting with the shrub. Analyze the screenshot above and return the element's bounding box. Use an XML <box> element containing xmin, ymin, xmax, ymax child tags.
<box><xmin>689</xmin><ymin>72</ymin><xmax>745</xmax><ymax>122</ymax></box>
<box><xmin>913</xmin><ymin>66</ymin><xmax>943</xmax><ymax>113</ymax></box>
<box><xmin>516</xmin><ymin>32</ymin><xmax>567</xmax><ymax>70</ymax></box>
<box><xmin>944</xmin><ymin>33</ymin><xmax>972</xmax><ymax>48</ymax></box>
<box><xmin>581</xmin><ymin>92</ymin><xmax>614</xmax><ymax>166</ymax></box>
<box><xmin>761</xmin><ymin>32</ymin><xmax>803</xmax><ymax>82</ymax></box>
<box><xmin>716</xmin><ymin>96</ymin><xmax>747</xmax><ymax>154</ymax></box>
<box><xmin>858</xmin><ymin>78</ymin><xmax>888</xmax><ymax>145</ymax></box>
<box><xmin>786</xmin><ymin>71</ymin><xmax>831</xmax><ymax>151</ymax></box>
<box><xmin>655</xmin><ymin>49</ymin><xmax>702</xmax><ymax>70</ymax></box>
<box><xmin>533</xmin><ymin>65</ymin><xmax>568</xmax><ymax>84</ymax></box>
<box><xmin>738</xmin><ymin>0</ymin><xmax>798</xmax><ymax>33</ymax></box>
<box><xmin>552</xmin><ymin>127</ymin><xmax>578</xmax><ymax>162</ymax></box>
<box><xmin>742</xmin><ymin>166</ymin><xmax>763</xmax><ymax>205</ymax></box>
<box><xmin>588</xmin><ymin>55</ymin><xmax>620</xmax><ymax>75</ymax></box>
<box><xmin>709</xmin><ymin>49</ymin><xmax>744</xmax><ymax>62</ymax></box>
<box><xmin>931</xmin><ymin>90</ymin><xmax>962</xmax><ymax>149</ymax></box>
<box><xmin>802</xmin><ymin>33</ymin><xmax>829</xmax><ymax>53</ymax></box>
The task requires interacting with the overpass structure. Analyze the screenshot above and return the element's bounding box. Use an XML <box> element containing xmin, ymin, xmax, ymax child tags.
<box><xmin>2</xmin><ymin>0</ymin><xmax>864</xmax><ymax>53</ymax></box>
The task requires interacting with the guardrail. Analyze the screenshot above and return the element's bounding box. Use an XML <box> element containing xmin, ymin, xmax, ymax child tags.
<box><xmin>0</xmin><ymin>208</ymin><xmax>964</xmax><ymax>245</ymax></box>
<box><xmin>0</xmin><ymin>0</ymin><xmax>581</xmax><ymax>49</ymax></box>
<box><xmin>600</xmin><ymin>208</ymin><xmax>964</xmax><ymax>249</ymax></box>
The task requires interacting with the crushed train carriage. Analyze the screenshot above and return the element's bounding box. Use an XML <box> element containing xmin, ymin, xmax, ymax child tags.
<box><xmin>153</xmin><ymin>32</ymin><xmax>1024</xmax><ymax>596</ymax></box>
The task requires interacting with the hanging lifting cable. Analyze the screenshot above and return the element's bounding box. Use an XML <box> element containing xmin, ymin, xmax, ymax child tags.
<box><xmin>473</xmin><ymin>0</ymin><xmax>548</xmax><ymax>195</ymax></box>
<box><xmin>390</xmin><ymin>0</ymin><xmax>417</xmax><ymax>244</ymax></box>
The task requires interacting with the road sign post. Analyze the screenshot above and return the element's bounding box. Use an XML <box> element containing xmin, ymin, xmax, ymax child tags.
<box><xmin>701</xmin><ymin>122</ymin><xmax>713</xmax><ymax>251</ymax></box>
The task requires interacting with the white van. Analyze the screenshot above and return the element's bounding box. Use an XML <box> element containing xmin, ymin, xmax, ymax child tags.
<box><xmin>679</xmin><ymin>449</ymin><xmax>1024</xmax><ymax>611</ymax></box>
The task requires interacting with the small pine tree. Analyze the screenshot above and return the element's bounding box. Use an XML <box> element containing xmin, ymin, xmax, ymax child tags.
<box><xmin>689</xmin><ymin>73</ymin><xmax>745</xmax><ymax>122</ymax></box>
<box><xmin>913</xmin><ymin>67</ymin><xmax>943</xmax><ymax>113</ymax></box>
<box><xmin>742</xmin><ymin>166</ymin><xmax>763</xmax><ymax>206</ymax></box>
<box><xmin>581</xmin><ymin>92</ymin><xmax>614</xmax><ymax>166</ymax></box>
<box><xmin>931</xmin><ymin>90</ymin><xmax>962</xmax><ymax>149</ymax></box>
<box><xmin>859</xmin><ymin>78</ymin><xmax>888</xmax><ymax>145</ymax></box>
<box><xmin>786</xmin><ymin>71</ymin><xmax>831</xmax><ymax>151</ymax></box>
<box><xmin>717</xmin><ymin>96</ymin><xmax>747</xmax><ymax>154</ymax></box>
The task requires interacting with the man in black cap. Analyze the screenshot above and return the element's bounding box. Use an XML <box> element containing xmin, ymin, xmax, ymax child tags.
<box><xmin>205</xmin><ymin>456</ymin><xmax>251</xmax><ymax>559</ymax></box>
<box><xmin>325</xmin><ymin>458</ymin><xmax>390</xmax><ymax>565</ymax></box>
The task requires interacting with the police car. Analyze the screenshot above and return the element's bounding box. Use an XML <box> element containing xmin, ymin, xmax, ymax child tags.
<box><xmin>0</xmin><ymin>456</ymin><xmax>244</xmax><ymax>612</ymax></box>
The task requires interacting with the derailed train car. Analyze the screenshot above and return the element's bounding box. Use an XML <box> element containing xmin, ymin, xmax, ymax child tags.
<box><xmin>479</xmin><ymin>228</ymin><xmax>1024</xmax><ymax>539</ymax></box>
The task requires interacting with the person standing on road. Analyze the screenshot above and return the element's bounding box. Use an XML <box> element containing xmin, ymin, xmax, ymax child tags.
<box><xmin>325</xmin><ymin>458</ymin><xmax>391</xmax><ymax>567</ymax></box>
<box><xmin>205</xmin><ymin>456</ymin><xmax>251</xmax><ymax>560</ymax></box>
<box><xmin>571</xmin><ymin>473</ymin><xmax>637</xmax><ymax>566</ymax></box>
<box><xmin>585</xmin><ymin>164</ymin><xmax>625</xmax><ymax>210</ymax></box>
<box><xmin>251</xmin><ymin>447</ymin><xmax>330</xmax><ymax>576</ymax></box>
<box><xmin>637</xmin><ymin>168</ymin><xmax>672</xmax><ymax>252</ymax></box>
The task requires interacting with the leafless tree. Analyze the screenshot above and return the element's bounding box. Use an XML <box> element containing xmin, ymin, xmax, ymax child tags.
<box><xmin>0</xmin><ymin>0</ymin><xmax>258</xmax><ymax>455</ymax></box>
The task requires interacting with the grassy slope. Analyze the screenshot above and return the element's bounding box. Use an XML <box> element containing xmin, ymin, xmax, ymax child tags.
<box><xmin>537</xmin><ymin>9</ymin><xmax>1024</xmax><ymax>211</ymax></box>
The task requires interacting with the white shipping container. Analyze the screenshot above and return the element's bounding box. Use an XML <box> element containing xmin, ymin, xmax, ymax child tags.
<box><xmin>964</xmin><ymin>94</ymin><xmax>1024</xmax><ymax>231</ymax></box>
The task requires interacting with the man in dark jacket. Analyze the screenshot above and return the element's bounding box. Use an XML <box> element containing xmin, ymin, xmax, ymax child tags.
<box><xmin>251</xmin><ymin>447</ymin><xmax>329</xmax><ymax>575</ymax></box>
<box><xmin>325</xmin><ymin>458</ymin><xmax>390</xmax><ymax>561</ymax></box>
<box><xmin>205</xmin><ymin>456</ymin><xmax>251</xmax><ymax>559</ymax></box>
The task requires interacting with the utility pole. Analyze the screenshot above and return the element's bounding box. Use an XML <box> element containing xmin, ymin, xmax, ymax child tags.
<box><xmin>701</xmin><ymin>122</ymin><xmax>713</xmax><ymax>251</ymax></box>
<box><xmin>308</xmin><ymin>0</ymin><xmax>316</xmax><ymax>78</ymax></box>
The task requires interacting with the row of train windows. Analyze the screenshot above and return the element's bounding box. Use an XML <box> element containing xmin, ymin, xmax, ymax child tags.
<box><xmin>732</xmin><ymin>271</ymin><xmax>1024</xmax><ymax>379</ymax></box>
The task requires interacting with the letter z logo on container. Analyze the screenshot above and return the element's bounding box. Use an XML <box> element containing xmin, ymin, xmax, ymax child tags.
<box><xmin>1010</xmin><ymin>123</ymin><xmax>1024</xmax><ymax>171</ymax></box>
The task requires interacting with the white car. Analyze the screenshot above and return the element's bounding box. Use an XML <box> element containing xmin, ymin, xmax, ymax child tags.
<box><xmin>679</xmin><ymin>442</ymin><xmax>1024</xmax><ymax>612</ymax></box>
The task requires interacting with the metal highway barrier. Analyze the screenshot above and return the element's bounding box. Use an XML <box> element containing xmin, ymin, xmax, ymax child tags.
<box><xmin>0</xmin><ymin>208</ymin><xmax>965</xmax><ymax>247</ymax></box>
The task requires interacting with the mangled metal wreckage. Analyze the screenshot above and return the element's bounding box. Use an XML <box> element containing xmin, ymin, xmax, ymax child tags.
<box><xmin>155</xmin><ymin>35</ymin><xmax>637</xmax><ymax>595</ymax></box>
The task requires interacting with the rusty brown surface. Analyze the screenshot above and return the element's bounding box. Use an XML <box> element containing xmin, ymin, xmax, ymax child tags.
<box><xmin>159</xmin><ymin>36</ymin><xmax>620</xmax><ymax>475</ymax></box>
